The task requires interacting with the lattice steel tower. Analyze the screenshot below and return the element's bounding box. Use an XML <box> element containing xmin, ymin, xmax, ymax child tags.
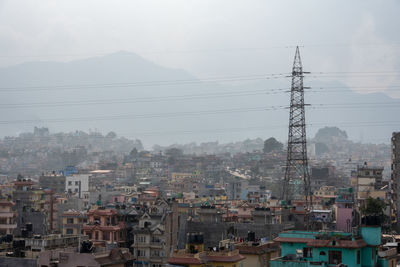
<box><xmin>283</xmin><ymin>46</ymin><xmax>312</xmax><ymax>209</ymax></box>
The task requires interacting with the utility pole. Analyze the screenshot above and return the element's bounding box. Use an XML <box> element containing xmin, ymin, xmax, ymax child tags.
<box><xmin>282</xmin><ymin>46</ymin><xmax>312</xmax><ymax>210</ymax></box>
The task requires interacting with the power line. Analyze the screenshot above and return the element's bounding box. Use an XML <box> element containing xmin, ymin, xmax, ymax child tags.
<box><xmin>0</xmin><ymin>89</ymin><xmax>284</xmax><ymax>108</ymax></box>
<box><xmin>0</xmin><ymin>71</ymin><xmax>399</xmax><ymax>93</ymax></box>
<box><xmin>1</xmin><ymin>42</ymin><xmax>400</xmax><ymax>58</ymax></box>
<box><xmin>0</xmin><ymin>100</ymin><xmax>399</xmax><ymax>120</ymax></box>
<box><xmin>0</xmin><ymin>73</ymin><xmax>289</xmax><ymax>92</ymax></box>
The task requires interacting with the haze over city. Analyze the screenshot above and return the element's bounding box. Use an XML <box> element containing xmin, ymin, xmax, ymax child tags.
<box><xmin>1</xmin><ymin>0</ymin><xmax>400</xmax><ymax>147</ymax></box>
<box><xmin>0</xmin><ymin>2</ymin><xmax>400</xmax><ymax>267</ymax></box>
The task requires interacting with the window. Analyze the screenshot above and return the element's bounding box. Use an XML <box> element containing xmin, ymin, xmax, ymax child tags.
<box><xmin>95</xmin><ymin>231</ymin><xmax>99</xmax><ymax>240</ymax></box>
<box><xmin>303</xmin><ymin>247</ymin><xmax>312</xmax><ymax>258</ymax></box>
<box><xmin>67</xmin><ymin>218</ymin><xmax>74</xmax><ymax>224</ymax></box>
<box><xmin>329</xmin><ymin>251</ymin><xmax>342</xmax><ymax>265</ymax></box>
<box><xmin>320</xmin><ymin>251</ymin><xmax>326</xmax><ymax>256</ymax></box>
<box><xmin>103</xmin><ymin>232</ymin><xmax>110</xmax><ymax>241</ymax></box>
<box><xmin>357</xmin><ymin>250</ymin><xmax>361</xmax><ymax>264</ymax></box>
<box><xmin>138</xmin><ymin>236</ymin><xmax>146</xmax><ymax>243</ymax></box>
<box><xmin>152</xmin><ymin>250</ymin><xmax>160</xmax><ymax>256</ymax></box>
<box><xmin>75</xmin><ymin>181</ymin><xmax>79</xmax><ymax>185</ymax></box>
<box><xmin>68</xmin><ymin>181</ymin><xmax>72</xmax><ymax>185</ymax></box>
<box><xmin>66</xmin><ymin>228</ymin><xmax>73</xmax><ymax>235</ymax></box>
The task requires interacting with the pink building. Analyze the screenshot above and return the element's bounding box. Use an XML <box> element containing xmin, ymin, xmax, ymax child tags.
<box><xmin>335</xmin><ymin>188</ymin><xmax>355</xmax><ymax>232</ymax></box>
<box><xmin>82</xmin><ymin>208</ymin><xmax>127</xmax><ymax>247</ymax></box>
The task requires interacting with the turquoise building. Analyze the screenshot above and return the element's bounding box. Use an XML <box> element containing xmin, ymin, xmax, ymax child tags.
<box><xmin>270</xmin><ymin>223</ymin><xmax>395</xmax><ymax>267</ymax></box>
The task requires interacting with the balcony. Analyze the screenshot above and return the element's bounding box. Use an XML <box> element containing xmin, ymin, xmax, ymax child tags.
<box><xmin>134</xmin><ymin>242</ymin><xmax>149</xmax><ymax>248</ymax></box>
<box><xmin>150</xmin><ymin>242</ymin><xmax>163</xmax><ymax>248</ymax></box>
<box><xmin>150</xmin><ymin>255</ymin><xmax>163</xmax><ymax>263</ymax></box>
<box><xmin>0</xmin><ymin>224</ymin><xmax>17</xmax><ymax>229</ymax></box>
<box><xmin>378</xmin><ymin>248</ymin><xmax>397</xmax><ymax>258</ymax></box>
<box><xmin>0</xmin><ymin>212</ymin><xmax>16</xmax><ymax>218</ymax></box>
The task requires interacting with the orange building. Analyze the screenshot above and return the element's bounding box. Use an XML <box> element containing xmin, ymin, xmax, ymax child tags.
<box><xmin>82</xmin><ymin>208</ymin><xmax>126</xmax><ymax>247</ymax></box>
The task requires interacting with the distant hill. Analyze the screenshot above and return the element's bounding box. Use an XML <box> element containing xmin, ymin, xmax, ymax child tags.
<box><xmin>0</xmin><ymin>51</ymin><xmax>399</xmax><ymax>146</ymax></box>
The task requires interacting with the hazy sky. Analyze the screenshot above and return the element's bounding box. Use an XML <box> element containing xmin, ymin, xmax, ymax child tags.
<box><xmin>1</xmin><ymin>0</ymin><xmax>399</xmax><ymax>97</ymax></box>
<box><xmin>0</xmin><ymin>0</ymin><xmax>399</xmax><ymax>146</ymax></box>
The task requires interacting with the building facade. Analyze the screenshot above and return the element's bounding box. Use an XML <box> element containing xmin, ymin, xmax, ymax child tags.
<box><xmin>391</xmin><ymin>132</ymin><xmax>400</xmax><ymax>228</ymax></box>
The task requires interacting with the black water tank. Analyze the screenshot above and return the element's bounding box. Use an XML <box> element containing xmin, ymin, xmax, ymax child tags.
<box><xmin>5</xmin><ymin>234</ymin><xmax>13</xmax><ymax>243</ymax></box>
<box><xmin>248</xmin><ymin>231</ymin><xmax>255</xmax><ymax>242</ymax></box>
<box><xmin>25</xmin><ymin>223</ymin><xmax>33</xmax><ymax>232</ymax></box>
<box><xmin>21</xmin><ymin>229</ymin><xmax>28</xmax><ymax>238</ymax></box>
<box><xmin>187</xmin><ymin>233</ymin><xmax>204</xmax><ymax>244</ymax></box>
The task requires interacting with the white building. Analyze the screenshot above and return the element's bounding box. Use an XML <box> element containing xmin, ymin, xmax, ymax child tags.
<box><xmin>65</xmin><ymin>174</ymin><xmax>90</xmax><ymax>207</ymax></box>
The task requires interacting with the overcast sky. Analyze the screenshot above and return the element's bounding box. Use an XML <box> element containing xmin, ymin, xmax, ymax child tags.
<box><xmin>0</xmin><ymin>0</ymin><xmax>399</xmax><ymax>146</ymax></box>
<box><xmin>0</xmin><ymin>0</ymin><xmax>399</xmax><ymax>97</ymax></box>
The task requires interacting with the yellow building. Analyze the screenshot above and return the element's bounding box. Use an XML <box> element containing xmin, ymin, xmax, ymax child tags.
<box><xmin>168</xmin><ymin>249</ymin><xmax>245</xmax><ymax>267</ymax></box>
<box><xmin>61</xmin><ymin>210</ymin><xmax>87</xmax><ymax>235</ymax></box>
<box><xmin>235</xmin><ymin>241</ymin><xmax>279</xmax><ymax>267</ymax></box>
<box><xmin>168</xmin><ymin>233</ymin><xmax>245</xmax><ymax>267</ymax></box>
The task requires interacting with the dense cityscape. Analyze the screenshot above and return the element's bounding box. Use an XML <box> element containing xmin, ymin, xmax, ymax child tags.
<box><xmin>1</xmin><ymin>1</ymin><xmax>400</xmax><ymax>267</ymax></box>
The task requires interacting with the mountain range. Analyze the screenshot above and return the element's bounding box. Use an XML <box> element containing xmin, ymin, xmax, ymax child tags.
<box><xmin>0</xmin><ymin>51</ymin><xmax>399</xmax><ymax>147</ymax></box>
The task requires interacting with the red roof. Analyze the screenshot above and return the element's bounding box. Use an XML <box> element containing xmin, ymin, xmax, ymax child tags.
<box><xmin>168</xmin><ymin>257</ymin><xmax>203</xmax><ymax>265</ymax></box>
<box><xmin>306</xmin><ymin>239</ymin><xmax>367</xmax><ymax>249</ymax></box>
<box><xmin>236</xmin><ymin>243</ymin><xmax>279</xmax><ymax>255</ymax></box>
<box><xmin>207</xmin><ymin>254</ymin><xmax>245</xmax><ymax>262</ymax></box>
<box><xmin>275</xmin><ymin>237</ymin><xmax>367</xmax><ymax>249</ymax></box>
<box><xmin>87</xmin><ymin>209</ymin><xmax>117</xmax><ymax>216</ymax></box>
<box><xmin>274</xmin><ymin>237</ymin><xmax>313</xmax><ymax>243</ymax></box>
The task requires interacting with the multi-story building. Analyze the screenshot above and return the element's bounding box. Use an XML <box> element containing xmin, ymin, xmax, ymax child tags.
<box><xmin>61</xmin><ymin>210</ymin><xmax>87</xmax><ymax>235</ymax></box>
<box><xmin>235</xmin><ymin>240</ymin><xmax>279</xmax><ymax>267</ymax></box>
<box><xmin>335</xmin><ymin>187</ymin><xmax>356</xmax><ymax>232</ymax></box>
<box><xmin>351</xmin><ymin>164</ymin><xmax>387</xmax><ymax>205</ymax></box>
<box><xmin>65</xmin><ymin>174</ymin><xmax>89</xmax><ymax>194</ymax></box>
<box><xmin>39</xmin><ymin>173</ymin><xmax>66</xmax><ymax>194</ymax></box>
<box><xmin>38</xmin><ymin>248</ymin><xmax>133</xmax><ymax>267</ymax></box>
<box><xmin>65</xmin><ymin>174</ymin><xmax>90</xmax><ymax>208</ymax></box>
<box><xmin>0</xmin><ymin>197</ymin><xmax>17</xmax><ymax>235</ymax></box>
<box><xmin>168</xmin><ymin>233</ymin><xmax>245</xmax><ymax>267</ymax></box>
<box><xmin>132</xmin><ymin>199</ymin><xmax>179</xmax><ymax>267</ymax></box>
<box><xmin>12</xmin><ymin>179</ymin><xmax>48</xmax><ymax>235</ymax></box>
<box><xmin>82</xmin><ymin>208</ymin><xmax>127</xmax><ymax>247</ymax></box>
<box><xmin>271</xmin><ymin>218</ymin><xmax>391</xmax><ymax>267</ymax></box>
<box><xmin>391</xmin><ymin>132</ymin><xmax>400</xmax><ymax>227</ymax></box>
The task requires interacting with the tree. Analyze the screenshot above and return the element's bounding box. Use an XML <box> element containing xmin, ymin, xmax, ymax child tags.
<box><xmin>263</xmin><ymin>137</ymin><xmax>283</xmax><ymax>153</ymax></box>
<box><xmin>106</xmin><ymin>131</ymin><xmax>117</xmax><ymax>139</ymax></box>
<box><xmin>129</xmin><ymin>147</ymin><xmax>138</xmax><ymax>157</ymax></box>
<box><xmin>361</xmin><ymin>197</ymin><xmax>386</xmax><ymax>216</ymax></box>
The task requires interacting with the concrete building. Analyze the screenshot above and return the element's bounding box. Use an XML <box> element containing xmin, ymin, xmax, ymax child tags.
<box><xmin>391</xmin><ymin>132</ymin><xmax>400</xmax><ymax>227</ymax></box>
<box><xmin>61</xmin><ymin>210</ymin><xmax>87</xmax><ymax>235</ymax></box>
<box><xmin>131</xmin><ymin>199</ymin><xmax>179</xmax><ymax>267</ymax></box>
<box><xmin>168</xmin><ymin>233</ymin><xmax>245</xmax><ymax>267</ymax></box>
<box><xmin>38</xmin><ymin>248</ymin><xmax>133</xmax><ymax>267</ymax></box>
<box><xmin>234</xmin><ymin>240</ymin><xmax>279</xmax><ymax>267</ymax></box>
<box><xmin>39</xmin><ymin>173</ymin><xmax>66</xmax><ymax>194</ymax></box>
<box><xmin>335</xmin><ymin>187</ymin><xmax>355</xmax><ymax>232</ymax></box>
<box><xmin>66</xmin><ymin>174</ymin><xmax>89</xmax><ymax>194</ymax></box>
<box><xmin>65</xmin><ymin>174</ymin><xmax>90</xmax><ymax>207</ymax></box>
<box><xmin>24</xmin><ymin>234</ymin><xmax>86</xmax><ymax>251</ymax></box>
<box><xmin>351</xmin><ymin>164</ymin><xmax>388</xmax><ymax>207</ymax></box>
<box><xmin>82</xmin><ymin>208</ymin><xmax>127</xmax><ymax>247</ymax></box>
<box><xmin>0</xmin><ymin>197</ymin><xmax>17</xmax><ymax>235</ymax></box>
<box><xmin>12</xmin><ymin>179</ymin><xmax>48</xmax><ymax>235</ymax></box>
<box><xmin>271</xmin><ymin>217</ymin><xmax>386</xmax><ymax>267</ymax></box>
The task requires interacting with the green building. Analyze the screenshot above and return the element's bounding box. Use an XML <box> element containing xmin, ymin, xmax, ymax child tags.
<box><xmin>270</xmin><ymin>220</ymin><xmax>396</xmax><ymax>267</ymax></box>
